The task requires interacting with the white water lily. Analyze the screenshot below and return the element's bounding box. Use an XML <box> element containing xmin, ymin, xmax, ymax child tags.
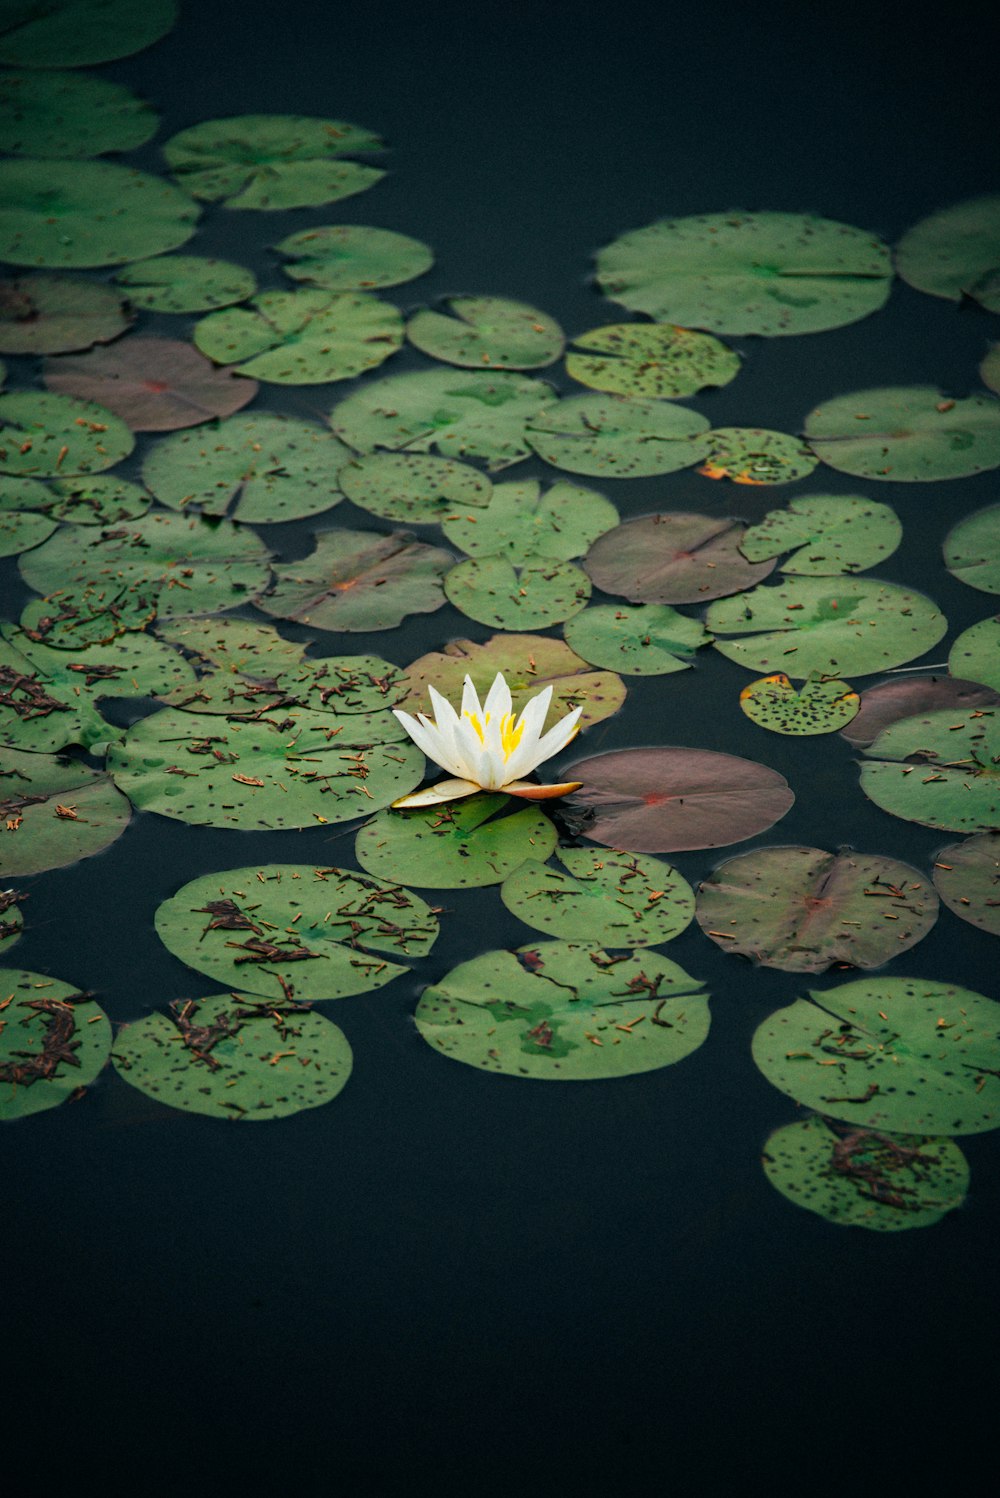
<box><xmin>391</xmin><ymin>671</ymin><xmax>583</xmax><ymax>808</ymax></box>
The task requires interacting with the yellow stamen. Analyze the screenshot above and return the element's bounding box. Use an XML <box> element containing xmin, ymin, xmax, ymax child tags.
<box><xmin>500</xmin><ymin>712</ymin><xmax>525</xmax><ymax>756</ymax></box>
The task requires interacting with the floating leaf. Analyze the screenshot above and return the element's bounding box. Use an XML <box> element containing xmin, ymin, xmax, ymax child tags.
<box><xmin>0</xmin><ymin>273</ymin><xmax>131</xmax><ymax>354</ymax></box>
<box><xmin>194</xmin><ymin>289</ymin><xmax>402</xmax><ymax>384</ymax></box>
<box><xmin>0</xmin><ymin>67</ymin><xmax>157</xmax><ymax>155</ymax></box>
<box><xmin>0</xmin><ymin>972</ymin><xmax>110</xmax><ymax>1122</ymax></box>
<box><xmin>338</xmin><ymin>452</ymin><xmax>491</xmax><ymax>524</ymax></box>
<box><xmin>114</xmin><ymin>254</ymin><xmax>256</xmax><ymax>313</ymax></box>
<box><xmin>804</xmin><ymin>386</ymin><xmax>1000</xmax><ymax>482</ymax></box>
<box><xmin>526</xmin><ymin>393</ymin><xmax>712</xmax><ymax>478</ymax></box>
<box><xmin>355</xmin><ymin>793</ymin><xmax>556</xmax><ymax>888</ymax></box>
<box><xmin>276</xmin><ymin>224</ymin><xmax>433</xmax><ymax>291</ymax></box>
<box><xmin>441</xmin><ymin>478</ymin><xmax>617</xmax><ymax>562</ymax></box>
<box><xmin>699</xmin><ymin>427</ymin><xmax>818</xmax><ymax>485</ymax></box>
<box><xmin>565</xmin><ymin>747</ymin><xmax>794</xmax><ymax>852</ymax></box>
<box><xmin>859</xmin><ymin>707</ymin><xmax>1000</xmax><ymax>834</ymax></box>
<box><xmin>762</xmin><ymin>1117</ymin><xmax>969</xmax><ymax>1231</ymax></box>
<box><xmin>739</xmin><ymin>674</ymin><xmax>860</xmax><ymax>735</ymax></box>
<box><xmin>943</xmin><ymin>504</ymin><xmax>1000</xmax><ymax>594</ymax></box>
<box><xmin>415</xmin><ymin>939</ymin><xmax>710</xmax><ymax>1080</ymax></box>
<box><xmin>38</xmin><ymin>474</ymin><xmax>149</xmax><ymax>525</ymax></box>
<box><xmin>444</xmin><ymin>555</ymin><xmax>591</xmax><ymax>628</ymax></box>
<box><xmin>842</xmin><ymin>674</ymin><xmax>1000</xmax><ymax>749</ymax></box>
<box><xmin>707</xmin><ymin>576</ymin><xmax>947</xmax><ymax>678</ymax></box>
<box><xmin>0</xmin><ymin>389</ymin><xmax>133</xmax><ymax>477</ymax></box>
<box><xmin>565</xmin><ymin>321</ymin><xmax>739</xmax><ymax>399</ymax></box>
<box><xmin>949</xmin><ymin>616</ymin><xmax>1000</xmax><ymax>691</ymax></box>
<box><xmin>0</xmin><ymin>886</ymin><xmax>25</xmax><ymax>951</ymax></box>
<box><xmin>932</xmin><ymin>832</ymin><xmax>1000</xmax><ymax>936</ymax></box>
<box><xmin>256</xmin><ymin>530</ymin><xmax>450</xmax><ymax>632</ymax></box>
<box><xmin>0</xmin><ymin>476</ymin><xmax>48</xmax><ymax>513</ymax></box>
<box><xmin>752</xmin><ymin>978</ymin><xmax>1000</xmax><ymax>1134</ymax></box>
<box><xmin>982</xmin><ymin>345</ymin><xmax>1000</xmax><ymax>397</ymax></box>
<box><xmin>896</xmin><ymin>197</ymin><xmax>1000</xmax><ymax>311</ymax></box>
<box><xmin>155</xmin><ymin>616</ymin><xmax>307</xmax><ymax>674</ymax></box>
<box><xmin>407</xmin><ymin>295</ymin><xmax>563</xmax><ymax>369</ymax></box>
<box><xmin>45</xmin><ymin>338</ymin><xmax>258</xmax><ymax>431</ymax></box>
<box><xmin>739</xmin><ymin>494</ymin><xmax>902</xmax><ymax>574</ymax></box>
<box><xmin>330</xmin><ymin>368</ymin><xmax>554</xmax><ymax>471</ymax></box>
<box><xmin>563</xmin><ymin>603</ymin><xmax>711</xmax><ymax>675</ymax></box>
<box><xmin>0</xmin><ymin>747</ymin><xmax>130</xmax><ymax>875</ymax></box>
<box><xmin>584</xmin><ymin>513</ymin><xmax>774</xmax><ymax>604</ymax></box>
<box><xmin>158</xmin><ymin>650</ymin><xmax>408</xmax><ymax>731</ymax></box>
<box><xmin>155</xmin><ymin>862</ymin><xmax>438</xmax><ymax>1002</ymax></box>
<box><xmin>696</xmin><ymin>845</ymin><xmax>937</xmax><ymax>971</ymax></box>
<box><xmin>596</xmin><ymin>211</ymin><xmax>892</xmax><ymax>335</ymax></box>
<box><xmin>0</xmin><ymin>158</ymin><xmax>199</xmax><ymax>267</ymax></box>
<box><xmin>111</xmin><ymin>993</ymin><xmax>351</xmax><ymax>1121</ymax></box>
<box><xmin>0</xmin><ymin>0</ymin><xmax>177</xmax><ymax>68</ymax></box>
<box><xmin>163</xmin><ymin>114</ymin><xmax>383</xmax><ymax>210</ymax></box>
<box><xmin>20</xmin><ymin>576</ymin><xmax>157</xmax><ymax>649</ymax></box>
<box><xmin>501</xmin><ymin>846</ymin><xmax>694</xmax><ymax>946</ymax></box>
<box><xmin>0</xmin><ymin>509</ymin><xmax>54</xmax><ymax>556</ymax></box>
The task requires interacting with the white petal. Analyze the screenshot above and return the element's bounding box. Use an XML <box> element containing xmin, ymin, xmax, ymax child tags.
<box><xmin>391</xmin><ymin>778</ymin><xmax>482</xmax><ymax>808</ymax></box>
<box><xmin>392</xmin><ymin>708</ymin><xmax>467</xmax><ymax>778</ymax></box>
<box><xmin>482</xmin><ymin>671</ymin><xmax>512</xmax><ymax>722</ymax></box>
<box><xmin>476</xmin><ymin>747</ymin><xmax>507</xmax><ymax>790</ymax></box>
<box><xmin>460</xmin><ymin>675</ymin><xmax>483</xmax><ymax>720</ymax></box>
<box><xmin>454</xmin><ymin>714</ymin><xmax>491</xmax><ymax>782</ymax></box>
<box><xmin>428</xmin><ymin>683</ymin><xmax>461</xmax><ymax>734</ymax></box>
<box><xmin>527</xmin><ymin>705</ymin><xmax>582</xmax><ymax>767</ymax></box>
<box><xmin>501</xmin><ymin>686</ymin><xmax>554</xmax><ymax>781</ymax></box>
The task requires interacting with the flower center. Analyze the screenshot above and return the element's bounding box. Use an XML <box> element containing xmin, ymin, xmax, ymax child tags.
<box><xmin>463</xmin><ymin>710</ymin><xmax>525</xmax><ymax>759</ymax></box>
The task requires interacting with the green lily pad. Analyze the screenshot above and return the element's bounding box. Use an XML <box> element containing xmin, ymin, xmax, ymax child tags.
<box><xmin>163</xmin><ymin>114</ymin><xmax>384</xmax><ymax>210</ymax></box>
<box><xmin>0</xmin><ymin>972</ymin><xmax>110</xmax><ymax>1122</ymax></box>
<box><xmin>752</xmin><ymin>977</ymin><xmax>1000</xmax><ymax>1134</ymax></box>
<box><xmin>932</xmin><ymin>832</ymin><xmax>1000</xmax><ymax>936</ymax></box>
<box><xmin>40</xmin><ymin>474</ymin><xmax>151</xmax><ymax>525</ymax></box>
<box><xmin>143</xmin><ymin>412</ymin><xmax>352</xmax><ymax>524</ymax></box>
<box><xmin>526</xmin><ymin>393</ymin><xmax>712</xmax><ymax>478</ymax></box>
<box><xmin>565</xmin><ymin>321</ymin><xmax>740</xmax><ymax>399</ymax></box>
<box><xmin>440</xmin><ymin>478</ymin><xmax>617</xmax><ymax>562</ymax></box>
<box><xmin>707</xmin><ymin>576</ymin><xmax>947</xmax><ymax>678</ymax></box>
<box><xmin>45</xmin><ymin>337</ymin><xmax>259</xmax><ymax>431</ymax></box>
<box><xmin>896</xmin><ymin>197</ymin><xmax>1000</xmax><ymax>311</ymax></box>
<box><xmin>330</xmin><ymin>368</ymin><xmax>554</xmax><ymax>471</ymax></box>
<box><xmin>696</xmin><ymin>845</ymin><xmax>937</xmax><ymax>971</ymax></box>
<box><xmin>107</xmin><ymin>707</ymin><xmax>423</xmax><ymax>829</ymax></box>
<box><xmin>563</xmin><ymin>603</ymin><xmax>711</xmax><ymax>675</ymax></box>
<box><xmin>0</xmin><ymin>886</ymin><xmax>25</xmax><ymax>951</ymax></box>
<box><xmin>0</xmin><ymin>389</ymin><xmax>133</xmax><ymax>476</ymax></box>
<box><xmin>0</xmin><ymin>508</ymin><xmax>55</xmax><ymax>556</ymax></box>
<box><xmin>114</xmin><ymin>254</ymin><xmax>257</xmax><ymax>313</ymax></box>
<box><xmin>842</xmin><ymin>674</ymin><xmax>1000</xmax><ymax>749</ymax></box>
<box><xmin>944</xmin><ymin>504</ymin><xmax>1000</xmax><ymax>594</ymax></box>
<box><xmin>0</xmin><ymin>747</ymin><xmax>130</xmax><ymax>876</ymax></box>
<box><xmin>444</xmin><ymin>555</ymin><xmax>591</xmax><ymax>628</ymax></box>
<box><xmin>155</xmin><ymin>862</ymin><xmax>439</xmax><ymax>1003</ymax></box>
<box><xmin>859</xmin><ymin>707</ymin><xmax>1000</xmax><ymax>834</ymax></box>
<box><xmin>276</xmin><ymin>224</ymin><xmax>433</xmax><ymax>291</ymax></box>
<box><xmin>0</xmin><ymin>67</ymin><xmax>157</xmax><ymax>155</ymax></box>
<box><xmin>256</xmin><ymin>530</ymin><xmax>451</xmax><ymax>633</ymax></box>
<box><xmin>0</xmin><ymin>273</ymin><xmax>131</xmax><ymax>354</ymax></box>
<box><xmin>762</xmin><ymin>1117</ymin><xmax>969</xmax><ymax>1231</ymax></box>
<box><xmin>0</xmin><ymin>0</ymin><xmax>177</xmax><ymax>68</ymax></box>
<box><xmin>982</xmin><ymin>345</ymin><xmax>1000</xmax><ymax>397</ymax></box>
<box><xmin>155</xmin><ymin>615</ymin><xmax>306</xmax><ymax>671</ymax></box>
<box><xmin>337</xmin><ymin>452</ymin><xmax>492</xmax><ymax>524</ymax></box>
<box><xmin>501</xmin><ymin>846</ymin><xmax>694</xmax><ymax>946</ymax></box>
<box><xmin>740</xmin><ymin>494</ymin><xmax>902</xmax><ymax>574</ymax></box>
<box><xmin>407</xmin><ymin>295</ymin><xmax>563</xmax><ymax>369</ymax></box>
<box><xmin>19</xmin><ymin>575</ymin><xmax>158</xmax><ymax>649</ymax></box>
<box><xmin>0</xmin><ymin>476</ymin><xmax>48</xmax><ymax>513</ymax></box>
<box><xmin>804</xmin><ymin>386</ymin><xmax>1000</xmax><ymax>482</ymax></box>
<box><xmin>585</xmin><ymin>513</ymin><xmax>775</xmax><ymax>604</ymax></box>
<box><xmin>739</xmin><ymin>673</ymin><xmax>860</xmax><ymax>735</ymax></box>
<box><xmin>157</xmin><ymin>650</ymin><xmax>408</xmax><ymax>732</ymax></box>
<box><xmin>111</xmin><ymin>993</ymin><xmax>351</xmax><ymax>1121</ymax></box>
<box><xmin>355</xmin><ymin>792</ymin><xmax>557</xmax><ymax>888</ymax></box>
<box><xmin>416</xmin><ymin>939</ymin><xmax>710</xmax><ymax>1080</ymax></box>
<box><xmin>596</xmin><ymin>211</ymin><xmax>893</xmax><ymax>335</ymax></box>
<box><xmin>949</xmin><ymin>616</ymin><xmax>1000</xmax><ymax>690</ymax></box>
<box><xmin>699</xmin><ymin>427</ymin><xmax>818</xmax><ymax>485</ymax></box>
<box><xmin>194</xmin><ymin>289</ymin><xmax>402</xmax><ymax>384</ymax></box>
<box><xmin>0</xmin><ymin>158</ymin><xmax>199</xmax><ymax>268</ymax></box>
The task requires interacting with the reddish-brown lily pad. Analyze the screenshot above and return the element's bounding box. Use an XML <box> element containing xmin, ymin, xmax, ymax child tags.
<box><xmin>43</xmin><ymin>337</ymin><xmax>258</xmax><ymax>430</ymax></box>
<box><xmin>584</xmin><ymin>513</ymin><xmax>775</xmax><ymax>604</ymax></box>
<box><xmin>0</xmin><ymin>273</ymin><xmax>132</xmax><ymax>354</ymax></box>
<box><xmin>841</xmin><ymin>674</ymin><xmax>1000</xmax><ymax>748</ymax></box>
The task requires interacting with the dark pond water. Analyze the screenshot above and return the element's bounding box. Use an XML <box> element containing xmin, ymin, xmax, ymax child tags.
<box><xmin>3</xmin><ymin>1</ymin><xmax>998</xmax><ymax>1488</ymax></box>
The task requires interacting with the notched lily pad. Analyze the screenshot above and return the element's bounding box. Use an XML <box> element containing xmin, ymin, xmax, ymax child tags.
<box><xmin>114</xmin><ymin>254</ymin><xmax>257</xmax><ymax>314</ymax></box>
<box><xmin>194</xmin><ymin>288</ymin><xmax>402</xmax><ymax>384</ymax></box>
<box><xmin>0</xmin><ymin>747</ymin><xmax>130</xmax><ymax>875</ymax></box>
<box><xmin>563</xmin><ymin>603</ymin><xmax>711</xmax><ymax>675</ymax></box>
<box><xmin>338</xmin><ymin>451</ymin><xmax>492</xmax><ymax>524</ymax></box>
<box><xmin>440</xmin><ymin>478</ymin><xmax>617</xmax><ymax>563</ymax></box>
<box><xmin>501</xmin><ymin>846</ymin><xmax>694</xmax><ymax>946</ymax></box>
<box><xmin>0</xmin><ymin>389</ymin><xmax>133</xmax><ymax>476</ymax></box>
<box><xmin>407</xmin><ymin>295</ymin><xmax>563</xmax><ymax>369</ymax></box>
<box><xmin>0</xmin><ymin>971</ymin><xmax>110</xmax><ymax>1122</ymax></box>
<box><xmin>932</xmin><ymin>832</ymin><xmax>1000</xmax><ymax>936</ymax></box>
<box><xmin>0</xmin><ymin>273</ymin><xmax>131</xmax><ymax>354</ymax></box>
<box><xmin>584</xmin><ymin>512</ymin><xmax>774</xmax><ymax>604</ymax></box>
<box><xmin>256</xmin><ymin>529</ymin><xmax>451</xmax><ymax>632</ymax></box>
<box><xmin>45</xmin><ymin>337</ymin><xmax>258</xmax><ymax>431</ymax></box>
<box><xmin>526</xmin><ymin>394</ymin><xmax>712</xmax><ymax>478</ymax></box>
<box><xmin>859</xmin><ymin>707</ymin><xmax>1000</xmax><ymax>834</ymax></box>
<box><xmin>277</xmin><ymin>224</ymin><xmax>433</xmax><ymax>291</ymax></box>
<box><xmin>0</xmin><ymin>67</ymin><xmax>157</xmax><ymax>156</ymax></box>
<box><xmin>566</xmin><ymin>322</ymin><xmax>739</xmax><ymax>399</ymax></box>
<box><xmin>739</xmin><ymin>494</ymin><xmax>902</xmax><ymax>575</ymax></box>
<box><xmin>896</xmin><ymin>197</ymin><xmax>1000</xmax><ymax>311</ymax></box>
<box><xmin>699</xmin><ymin>427</ymin><xmax>817</xmax><ymax>485</ymax></box>
<box><xmin>444</xmin><ymin>554</ymin><xmax>591</xmax><ymax>629</ymax></box>
<box><xmin>355</xmin><ymin>793</ymin><xmax>557</xmax><ymax>888</ymax></box>
<box><xmin>842</xmin><ymin>674</ymin><xmax>1000</xmax><ymax>748</ymax></box>
<box><xmin>943</xmin><ymin>504</ymin><xmax>1000</xmax><ymax>595</ymax></box>
<box><xmin>804</xmin><ymin>386</ymin><xmax>1000</xmax><ymax>482</ymax></box>
<box><xmin>739</xmin><ymin>673</ymin><xmax>860</xmax><ymax>735</ymax></box>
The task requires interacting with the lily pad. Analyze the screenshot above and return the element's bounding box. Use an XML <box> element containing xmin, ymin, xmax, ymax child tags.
<box><xmin>114</xmin><ymin>254</ymin><xmax>257</xmax><ymax>313</ymax></box>
<box><xmin>762</xmin><ymin>1117</ymin><xmax>969</xmax><ymax>1231</ymax></box>
<box><xmin>0</xmin><ymin>0</ymin><xmax>177</xmax><ymax>68</ymax></box>
<box><xmin>19</xmin><ymin>575</ymin><xmax>158</xmax><ymax>648</ymax></box>
<box><xmin>276</xmin><ymin>224</ymin><xmax>433</xmax><ymax>291</ymax></box>
<box><xmin>596</xmin><ymin>211</ymin><xmax>893</xmax><ymax>335</ymax></box>
<box><xmin>0</xmin><ymin>67</ymin><xmax>157</xmax><ymax>155</ymax></box>
<box><xmin>565</xmin><ymin>321</ymin><xmax>740</xmax><ymax>399</ymax></box>
<box><xmin>0</xmin><ymin>508</ymin><xmax>54</xmax><ymax>556</ymax></box>
<box><xmin>155</xmin><ymin>862</ymin><xmax>439</xmax><ymax>1002</ymax></box>
<box><xmin>584</xmin><ymin>513</ymin><xmax>775</xmax><ymax>604</ymax></box>
<box><xmin>0</xmin><ymin>389</ymin><xmax>133</xmax><ymax>476</ymax></box>
<box><xmin>415</xmin><ymin>939</ymin><xmax>710</xmax><ymax>1080</ymax></box>
<box><xmin>982</xmin><ymin>345</ymin><xmax>1000</xmax><ymax>397</ymax></box>
<box><xmin>441</xmin><ymin>478</ymin><xmax>618</xmax><ymax>562</ymax></box>
<box><xmin>526</xmin><ymin>394</ymin><xmax>712</xmax><ymax>478</ymax></box>
<box><xmin>163</xmin><ymin>114</ymin><xmax>384</xmax><ymax>210</ymax></box>
<box><xmin>696</xmin><ymin>845</ymin><xmax>937</xmax><ymax>971</ymax></box>
<box><xmin>707</xmin><ymin>576</ymin><xmax>947</xmax><ymax>678</ymax></box>
<box><xmin>943</xmin><ymin>504</ymin><xmax>1000</xmax><ymax>594</ymax></box>
<box><xmin>0</xmin><ymin>886</ymin><xmax>25</xmax><ymax>951</ymax></box>
<box><xmin>752</xmin><ymin>977</ymin><xmax>1000</xmax><ymax>1134</ymax></box>
<box><xmin>0</xmin><ymin>273</ymin><xmax>131</xmax><ymax>354</ymax></box>
<box><xmin>155</xmin><ymin>616</ymin><xmax>308</xmax><ymax>674</ymax></box>
<box><xmin>40</xmin><ymin>475</ymin><xmax>149</xmax><ymax>525</ymax></box>
<box><xmin>842</xmin><ymin>674</ymin><xmax>1000</xmax><ymax>749</ymax></box>
<box><xmin>157</xmin><ymin>650</ymin><xmax>408</xmax><ymax>730</ymax></box>
<box><xmin>859</xmin><ymin>707</ymin><xmax>1000</xmax><ymax>834</ymax></box>
<box><xmin>45</xmin><ymin>338</ymin><xmax>258</xmax><ymax>431</ymax></box>
<box><xmin>0</xmin><ymin>475</ymin><xmax>48</xmax><ymax>513</ymax></box>
<box><xmin>338</xmin><ymin>452</ymin><xmax>492</xmax><ymax>524</ymax></box>
<box><xmin>501</xmin><ymin>846</ymin><xmax>694</xmax><ymax>946</ymax></box>
<box><xmin>804</xmin><ymin>386</ymin><xmax>1000</xmax><ymax>482</ymax></box>
<box><xmin>563</xmin><ymin>603</ymin><xmax>711</xmax><ymax>675</ymax></box>
<box><xmin>932</xmin><ymin>832</ymin><xmax>1000</xmax><ymax>936</ymax></box>
<box><xmin>407</xmin><ymin>295</ymin><xmax>563</xmax><ymax>369</ymax></box>
<box><xmin>0</xmin><ymin>158</ymin><xmax>199</xmax><ymax>267</ymax></box>
<box><xmin>896</xmin><ymin>197</ymin><xmax>1000</xmax><ymax>311</ymax></box>
<box><xmin>355</xmin><ymin>792</ymin><xmax>557</xmax><ymax>888</ymax></box>
<box><xmin>444</xmin><ymin>555</ymin><xmax>591</xmax><ymax>628</ymax></box>
<box><xmin>330</xmin><ymin>368</ymin><xmax>554</xmax><ymax>471</ymax></box>
<box><xmin>257</xmin><ymin>530</ymin><xmax>451</xmax><ymax>632</ymax></box>
<box><xmin>949</xmin><ymin>616</ymin><xmax>1000</xmax><ymax>691</ymax></box>
<box><xmin>739</xmin><ymin>494</ymin><xmax>902</xmax><ymax>574</ymax></box>
<box><xmin>194</xmin><ymin>289</ymin><xmax>402</xmax><ymax>384</ymax></box>
<box><xmin>0</xmin><ymin>747</ymin><xmax>130</xmax><ymax>875</ymax></box>
<box><xmin>565</xmin><ymin>747</ymin><xmax>795</xmax><ymax>852</ymax></box>
<box><xmin>0</xmin><ymin>972</ymin><xmax>110</xmax><ymax>1122</ymax></box>
<box><xmin>739</xmin><ymin>674</ymin><xmax>860</xmax><ymax>735</ymax></box>
<box><xmin>111</xmin><ymin>993</ymin><xmax>351</xmax><ymax>1121</ymax></box>
<box><xmin>699</xmin><ymin>427</ymin><xmax>818</xmax><ymax>485</ymax></box>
